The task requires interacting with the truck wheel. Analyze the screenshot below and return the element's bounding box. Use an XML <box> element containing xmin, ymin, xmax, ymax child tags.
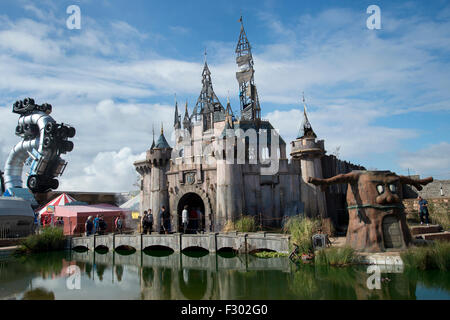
<box><xmin>51</xmin><ymin>179</ymin><xmax>59</xmax><ymax>190</ymax></box>
<box><xmin>27</xmin><ymin>175</ymin><xmax>39</xmax><ymax>191</ymax></box>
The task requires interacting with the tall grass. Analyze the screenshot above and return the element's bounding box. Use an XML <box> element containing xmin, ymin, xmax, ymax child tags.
<box><xmin>401</xmin><ymin>241</ymin><xmax>450</xmax><ymax>271</ymax></box>
<box><xmin>223</xmin><ymin>215</ymin><xmax>257</xmax><ymax>233</ymax></box>
<box><xmin>235</xmin><ymin>215</ymin><xmax>256</xmax><ymax>232</ymax></box>
<box><xmin>428</xmin><ymin>202</ymin><xmax>450</xmax><ymax>230</ymax></box>
<box><xmin>315</xmin><ymin>247</ymin><xmax>356</xmax><ymax>266</ymax></box>
<box><xmin>283</xmin><ymin>216</ymin><xmax>321</xmax><ymax>254</ymax></box>
<box><xmin>18</xmin><ymin>227</ymin><xmax>66</xmax><ymax>253</ymax></box>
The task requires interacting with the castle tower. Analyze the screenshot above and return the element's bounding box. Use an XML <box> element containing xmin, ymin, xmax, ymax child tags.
<box><xmin>216</xmin><ymin>101</ymin><xmax>244</xmax><ymax>231</ymax></box>
<box><xmin>148</xmin><ymin>124</ymin><xmax>172</xmax><ymax>232</ymax></box>
<box><xmin>290</xmin><ymin>95</ymin><xmax>328</xmax><ymax>219</ymax></box>
<box><xmin>235</xmin><ymin>16</ymin><xmax>261</xmax><ymax>121</ymax></box>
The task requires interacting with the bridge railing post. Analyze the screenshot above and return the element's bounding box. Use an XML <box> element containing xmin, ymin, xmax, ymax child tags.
<box><xmin>112</xmin><ymin>232</ymin><xmax>116</xmax><ymax>251</ymax></box>
<box><xmin>177</xmin><ymin>233</ymin><xmax>182</xmax><ymax>253</ymax></box>
<box><xmin>209</xmin><ymin>232</ymin><xmax>218</xmax><ymax>253</ymax></box>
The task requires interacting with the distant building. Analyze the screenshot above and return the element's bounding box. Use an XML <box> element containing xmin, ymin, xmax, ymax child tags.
<box><xmin>134</xmin><ymin>19</ymin><xmax>364</xmax><ymax>233</ymax></box>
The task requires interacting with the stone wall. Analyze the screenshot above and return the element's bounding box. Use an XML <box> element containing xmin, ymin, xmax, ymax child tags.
<box><xmin>403</xmin><ymin>178</ymin><xmax>450</xmax><ymax>199</ymax></box>
<box><xmin>403</xmin><ymin>197</ymin><xmax>450</xmax><ymax>229</ymax></box>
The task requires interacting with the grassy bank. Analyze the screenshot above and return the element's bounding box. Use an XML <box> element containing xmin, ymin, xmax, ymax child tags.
<box><xmin>17</xmin><ymin>227</ymin><xmax>66</xmax><ymax>254</ymax></box>
<box><xmin>401</xmin><ymin>241</ymin><xmax>450</xmax><ymax>271</ymax></box>
<box><xmin>252</xmin><ymin>251</ymin><xmax>288</xmax><ymax>258</ymax></box>
<box><xmin>428</xmin><ymin>202</ymin><xmax>450</xmax><ymax>230</ymax></box>
<box><xmin>315</xmin><ymin>247</ymin><xmax>356</xmax><ymax>266</ymax></box>
<box><xmin>283</xmin><ymin>216</ymin><xmax>321</xmax><ymax>254</ymax></box>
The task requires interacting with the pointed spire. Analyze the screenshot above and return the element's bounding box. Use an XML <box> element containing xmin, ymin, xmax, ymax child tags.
<box><xmin>151</xmin><ymin>124</ymin><xmax>155</xmax><ymax>149</ymax></box>
<box><xmin>154</xmin><ymin>122</ymin><xmax>171</xmax><ymax>149</ymax></box>
<box><xmin>235</xmin><ymin>16</ymin><xmax>260</xmax><ymax>121</ymax></box>
<box><xmin>236</xmin><ymin>15</ymin><xmax>251</xmax><ymax>56</ymax></box>
<box><xmin>297</xmin><ymin>92</ymin><xmax>316</xmax><ymax>139</ymax></box>
<box><xmin>193</xmin><ymin>51</ymin><xmax>224</xmax><ymax>128</ymax></box>
<box><xmin>174</xmin><ymin>94</ymin><xmax>181</xmax><ymax>129</ymax></box>
<box><xmin>183</xmin><ymin>100</ymin><xmax>190</xmax><ymax>120</ymax></box>
<box><xmin>183</xmin><ymin>100</ymin><xmax>191</xmax><ymax>131</ymax></box>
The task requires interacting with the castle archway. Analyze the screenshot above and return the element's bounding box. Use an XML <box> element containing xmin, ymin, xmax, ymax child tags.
<box><xmin>177</xmin><ymin>193</ymin><xmax>205</xmax><ymax>233</ymax></box>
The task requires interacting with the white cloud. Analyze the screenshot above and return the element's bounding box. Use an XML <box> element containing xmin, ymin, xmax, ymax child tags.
<box><xmin>398</xmin><ymin>142</ymin><xmax>450</xmax><ymax>178</ymax></box>
<box><xmin>266</xmin><ymin>106</ymin><xmax>417</xmax><ymax>160</ymax></box>
<box><xmin>59</xmin><ymin>147</ymin><xmax>146</xmax><ymax>192</ymax></box>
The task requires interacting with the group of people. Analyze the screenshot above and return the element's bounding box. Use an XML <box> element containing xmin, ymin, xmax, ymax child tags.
<box><xmin>140</xmin><ymin>205</ymin><xmax>203</xmax><ymax>234</ymax></box>
<box><xmin>141</xmin><ymin>206</ymin><xmax>171</xmax><ymax>234</ymax></box>
<box><xmin>84</xmin><ymin>214</ymin><xmax>123</xmax><ymax>236</ymax></box>
<box><xmin>181</xmin><ymin>205</ymin><xmax>203</xmax><ymax>234</ymax></box>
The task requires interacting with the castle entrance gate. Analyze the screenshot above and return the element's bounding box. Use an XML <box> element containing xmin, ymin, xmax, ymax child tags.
<box><xmin>177</xmin><ymin>193</ymin><xmax>206</xmax><ymax>234</ymax></box>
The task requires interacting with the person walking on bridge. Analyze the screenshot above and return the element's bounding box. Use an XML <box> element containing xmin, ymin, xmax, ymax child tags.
<box><xmin>182</xmin><ymin>205</ymin><xmax>189</xmax><ymax>233</ymax></box>
<box><xmin>148</xmin><ymin>209</ymin><xmax>153</xmax><ymax>233</ymax></box>
<box><xmin>160</xmin><ymin>206</ymin><xmax>170</xmax><ymax>234</ymax></box>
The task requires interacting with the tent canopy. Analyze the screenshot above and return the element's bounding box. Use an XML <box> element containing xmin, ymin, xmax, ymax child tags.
<box><xmin>37</xmin><ymin>193</ymin><xmax>77</xmax><ymax>215</ymax></box>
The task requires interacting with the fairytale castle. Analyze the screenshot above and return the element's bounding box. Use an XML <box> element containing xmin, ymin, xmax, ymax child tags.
<box><xmin>134</xmin><ymin>20</ymin><xmax>364</xmax><ymax>233</ymax></box>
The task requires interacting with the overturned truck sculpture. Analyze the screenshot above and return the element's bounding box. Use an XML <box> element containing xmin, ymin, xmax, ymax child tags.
<box><xmin>3</xmin><ymin>98</ymin><xmax>76</xmax><ymax>194</ymax></box>
<box><xmin>309</xmin><ymin>170</ymin><xmax>433</xmax><ymax>252</ymax></box>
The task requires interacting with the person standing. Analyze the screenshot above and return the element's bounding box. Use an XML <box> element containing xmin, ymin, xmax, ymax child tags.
<box><xmin>33</xmin><ymin>213</ymin><xmax>39</xmax><ymax>234</ymax></box>
<box><xmin>148</xmin><ymin>209</ymin><xmax>154</xmax><ymax>234</ymax></box>
<box><xmin>93</xmin><ymin>215</ymin><xmax>100</xmax><ymax>235</ymax></box>
<box><xmin>196</xmin><ymin>207</ymin><xmax>203</xmax><ymax>233</ymax></box>
<box><xmin>182</xmin><ymin>205</ymin><xmax>189</xmax><ymax>233</ymax></box>
<box><xmin>98</xmin><ymin>215</ymin><xmax>106</xmax><ymax>235</ymax></box>
<box><xmin>85</xmin><ymin>216</ymin><xmax>94</xmax><ymax>236</ymax></box>
<box><xmin>160</xmin><ymin>206</ymin><xmax>170</xmax><ymax>234</ymax></box>
<box><xmin>418</xmin><ymin>196</ymin><xmax>430</xmax><ymax>225</ymax></box>
<box><xmin>115</xmin><ymin>214</ymin><xmax>123</xmax><ymax>234</ymax></box>
<box><xmin>141</xmin><ymin>211</ymin><xmax>148</xmax><ymax>234</ymax></box>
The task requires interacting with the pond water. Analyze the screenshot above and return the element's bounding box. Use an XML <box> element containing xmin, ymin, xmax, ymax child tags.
<box><xmin>1</xmin><ymin>249</ymin><xmax>449</xmax><ymax>300</ymax></box>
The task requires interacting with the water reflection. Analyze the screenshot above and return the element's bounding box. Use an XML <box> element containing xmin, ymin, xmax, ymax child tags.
<box><xmin>0</xmin><ymin>250</ymin><xmax>449</xmax><ymax>300</ymax></box>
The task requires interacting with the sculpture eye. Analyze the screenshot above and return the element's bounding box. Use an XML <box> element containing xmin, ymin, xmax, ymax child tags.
<box><xmin>376</xmin><ymin>185</ymin><xmax>384</xmax><ymax>194</ymax></box>
<box><xmin>389</xmin><ymin>184</ymin><xmax>397</xmax><ymax>193</ymax></box>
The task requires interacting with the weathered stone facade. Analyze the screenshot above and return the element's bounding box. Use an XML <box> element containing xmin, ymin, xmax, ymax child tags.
<box><xmin>134</xmin><ymin>21</ymin><xmax>364</xmax><ymax>233</ymax></box>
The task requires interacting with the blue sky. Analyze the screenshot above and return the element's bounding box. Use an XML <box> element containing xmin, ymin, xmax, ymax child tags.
<box><xmin>0</xmin><ymin>0</ymin><xmax>449</xmax><ymax>191</ymax></box>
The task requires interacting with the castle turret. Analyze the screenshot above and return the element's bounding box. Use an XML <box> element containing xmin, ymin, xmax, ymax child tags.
<box><xmin>290</xmin><ymin>95</ymin><xmax>328</xmax><ymax>219</ymax></box>
<box><xmin>135</xmin><ymin>124</ymin><xmax>172</xmax><ymax>232</ymax></box>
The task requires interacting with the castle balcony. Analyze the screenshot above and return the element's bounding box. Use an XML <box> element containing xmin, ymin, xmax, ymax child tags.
<box><xmin>134</xmin><ymin>159</ymin><xmax>151</xmax><ymax>175</ymax></box>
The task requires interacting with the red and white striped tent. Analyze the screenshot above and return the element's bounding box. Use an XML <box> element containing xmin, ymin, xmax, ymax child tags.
<box><xmin>37</xmin><ymin>193</ymin><xmax>77</xmax><ymax>216</ymax></box>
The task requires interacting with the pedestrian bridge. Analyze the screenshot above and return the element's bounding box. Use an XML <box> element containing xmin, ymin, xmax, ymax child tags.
<box><xmin>70</xmin><ymin>232</ymin><xmax>290</xmax><ymax>254</ymax></box>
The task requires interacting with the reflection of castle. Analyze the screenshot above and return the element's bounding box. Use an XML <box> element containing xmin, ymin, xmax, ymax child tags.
<box><xmin>134</xmin><ymin>19</ymin><xmax>364</xmax><ymax>232</ymax></box>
